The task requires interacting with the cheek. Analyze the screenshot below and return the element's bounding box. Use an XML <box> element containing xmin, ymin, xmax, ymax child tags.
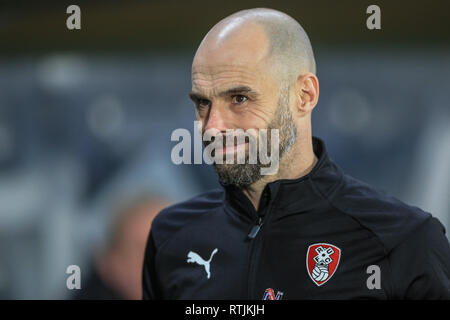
<box><xmin>236</xmin><ymin>117</ymin><xmax>265</xmax><ymax>131</ymax></box>
<box><xmin>238</xmin><ymin>102</ymin><xmax>275</xmax><ymax>129</ymax></box>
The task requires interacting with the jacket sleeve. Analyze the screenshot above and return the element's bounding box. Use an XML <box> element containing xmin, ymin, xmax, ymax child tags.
<box><xmin>389</xmin><ymin>217</ymin><xmax>450</xmax><ymax>299</ymax></box>
<box><xmin>142</xmin><ymin>231</ymin><xmax>162</xmax><ymax>300</ymax></box>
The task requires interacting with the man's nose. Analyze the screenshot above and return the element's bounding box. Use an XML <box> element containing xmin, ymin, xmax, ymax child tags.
<box><xmin>203</xmin><ymin>105</ymin><xmax>229</xmax><ymax>132</ymax></box>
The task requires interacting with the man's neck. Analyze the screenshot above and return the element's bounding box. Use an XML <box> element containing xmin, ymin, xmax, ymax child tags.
<box><xmin>242</xmin><ymin>138</ymin><xmax>318</xmax><ymax>211</ymax></box>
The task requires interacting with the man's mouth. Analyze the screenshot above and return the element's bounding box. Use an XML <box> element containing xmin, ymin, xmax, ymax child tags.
<box><xmin>214</xmin><ymin>141</ymin><xmax>248</xmax><ymax>156</ymax></box>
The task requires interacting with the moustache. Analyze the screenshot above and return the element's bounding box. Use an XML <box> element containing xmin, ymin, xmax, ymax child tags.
<box><xmin>202</xmin><ymin>131</ymin><xmax>258</xmax><ymax>148</ymax></box>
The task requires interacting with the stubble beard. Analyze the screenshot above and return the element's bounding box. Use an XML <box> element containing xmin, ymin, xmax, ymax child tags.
<box><xmin>212</xmin><ymin>86</ymin><xmax>298</xmax><ymax>188</ymax></box>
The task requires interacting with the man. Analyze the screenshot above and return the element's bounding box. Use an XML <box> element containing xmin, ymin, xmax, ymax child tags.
<box><xmin>142</xmin><ymin>8</ymin><xmax>450</xmax><ymax>299</ymax></box>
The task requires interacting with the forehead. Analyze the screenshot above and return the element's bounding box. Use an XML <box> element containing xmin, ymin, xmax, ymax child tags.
<box><xmin>191</xmin><ymin>64</ymin><xmax>264</xmax><ymax>92</ymax></box>
<box><xmin>191</xmin><ymin>22</ymin><xmax>275</xmax><ymax>93</ymax></box>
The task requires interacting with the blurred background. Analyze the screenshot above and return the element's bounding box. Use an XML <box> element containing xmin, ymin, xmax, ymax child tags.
<box><xmin>0</xmin><ymin>0</ymin><xmax>449</xmax><ymax>299</ymax></box>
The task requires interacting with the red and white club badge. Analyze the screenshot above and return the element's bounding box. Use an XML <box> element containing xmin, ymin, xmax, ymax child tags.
<box><xmin>306</xmin><ymin>243</ymin><xmax>341</xmax><ymax>286</ymax></box>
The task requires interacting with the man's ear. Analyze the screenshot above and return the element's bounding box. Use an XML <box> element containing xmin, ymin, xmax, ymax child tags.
<box><xmin>295</xmin><ymin>73</ymin><xmax>319</xmax><ymax>114</ymax></box>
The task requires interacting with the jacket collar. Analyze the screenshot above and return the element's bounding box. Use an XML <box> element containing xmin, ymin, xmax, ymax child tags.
<box><xmin>222</xmin><ymin>136</ymin><xmax>344</xmax><ymax>220</ymax></box>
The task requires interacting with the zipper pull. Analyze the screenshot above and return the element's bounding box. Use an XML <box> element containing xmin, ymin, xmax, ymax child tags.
<box><xmin>248</xmin><ymin>217</ymin><xmax>263</xmax><ymax>239</ymax></box>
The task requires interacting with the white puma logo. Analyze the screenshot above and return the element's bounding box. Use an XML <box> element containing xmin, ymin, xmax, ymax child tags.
<box><xmin>186</xmin><ymin>248</ymin><xmax>218</xmax><ymax>279</ymax></box>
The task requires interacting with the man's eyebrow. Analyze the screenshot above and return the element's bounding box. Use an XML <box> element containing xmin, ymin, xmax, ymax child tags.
<box><xmin>189</xmin><ymin>85</ymin><xmax>259</xmax><ymax>101</ymax></box>
<box><xmin>189</xmin><ymin>91</ymin><xmax>206</xmax><ymax>101</ymax></box>
<box><xmin>218</xmin><ymin>86</ymin><xmax>258</xmax><ymax>98</ymax></box>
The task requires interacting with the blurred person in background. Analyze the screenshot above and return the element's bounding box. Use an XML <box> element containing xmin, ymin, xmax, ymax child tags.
<box><xmin>74</xmin><ymin>195</ymin><xmax>169</xmax><ymax>300</ymax></box>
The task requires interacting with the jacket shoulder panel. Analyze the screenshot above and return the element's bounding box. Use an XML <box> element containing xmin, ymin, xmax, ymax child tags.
<box><xmin>328</xmin><ymin>174</ymin><xmax>431</xmax><ymax>253</ymax></box>
<box><xmin>388</xmin><ymin>216</ymin><xmax>450</xmax><ymax>299</ymax></box>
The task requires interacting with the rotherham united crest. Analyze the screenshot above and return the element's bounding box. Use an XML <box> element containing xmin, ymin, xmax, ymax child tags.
<box><xmin>306</xmin><ymin>243</ymin><xmax>341</xmax><ymax>286</ymax></box>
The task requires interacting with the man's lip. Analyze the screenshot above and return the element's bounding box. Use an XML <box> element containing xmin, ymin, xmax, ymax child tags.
<box><xmin>215</xmin><ymin>142</ymin><xmax>248</xmax><ymax>155</ymax></box>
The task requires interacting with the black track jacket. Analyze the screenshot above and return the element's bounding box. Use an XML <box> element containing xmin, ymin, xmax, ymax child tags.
<box><xmin>142</xmin><ymin>136</ymin><xmax>450</xmax><ymax>299</ymax></box>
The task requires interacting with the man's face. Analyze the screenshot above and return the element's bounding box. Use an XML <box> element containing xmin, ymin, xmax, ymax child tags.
<box><xmin>190</xmin><ymin>24</ymin><xmax>297</xmax><ymax>187</ymax></box>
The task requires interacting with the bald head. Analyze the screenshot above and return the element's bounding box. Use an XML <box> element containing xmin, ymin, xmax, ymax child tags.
<box><xmin>194</xmin><ymin>8</ymin><xmax>316</xmax><ymax>85</ymax></box>
<box><xmin>190</xmin><ymin>8</ymin><xmax>319</xmax><ymax>191</ymax></box>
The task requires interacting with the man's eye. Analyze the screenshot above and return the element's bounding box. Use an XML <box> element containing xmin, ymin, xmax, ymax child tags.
<box><xmin>231</xmin><ymin>95</ymin><xmax>248</xmax><ymax>105</ymax></box>
<box><xmin>197</xmin><ymin>99</ymin><xmax>210</xmax><ymax>108</ymax></box>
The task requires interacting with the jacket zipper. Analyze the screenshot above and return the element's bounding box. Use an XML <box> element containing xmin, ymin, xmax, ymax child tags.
<box><xmin>247</xmin><ymin>217</ymin><xmax>263</xmax><ymax>239</ymax></box>
<box><xmin>246</xmin><ymin>200</ymin><xmax>274</xmax><ymax>298</ymax></box>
